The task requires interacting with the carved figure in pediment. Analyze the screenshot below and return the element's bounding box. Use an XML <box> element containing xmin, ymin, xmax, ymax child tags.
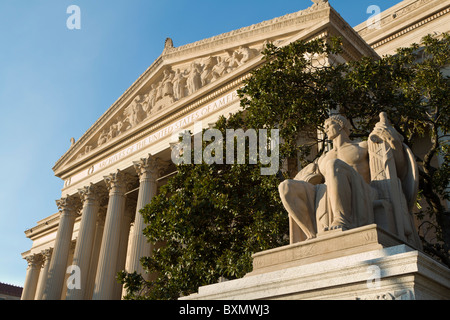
<box><xmin>124</xmin><ymin>95</ymin><xmax>146</xmax><ymax>128</ymax></box>
<box><xmin>237</xmin><ymin>46</ymin><xmax>257</xmax><ymax>66</ymax></box>
<box><xmin>187</xmin><ymin>63</ymin><xmax>202</xmax><ymax>95</ymax></box>
<box><xmin>141</xmin><ymin>93</ymin><xmax>150</xmax><ymax>113</ymax></box>
<box><xmin>116</xmin><ymin>116</ymin><xmax>125</xmax><ymax>135</ymax></box>
<box><xmin>279</xmin><ymin>113</ymin><xmax>421</xmax><ymax>249</ymax></box>
<box><xmin>211</xmin><ymin>56</ymin><xmax>231</xmax><ymax>81</ymax></box>
<box><xmin>84</xmin><ymin>145</ymin><xmax>92</xmax><ymax>155</ymax></box>
<box><xmin>155</xmin><ymin>79</ymin><xmax>164</xmax><ymax>102</ymax></box>
<box><xmin>107</xmin><ymin>123</ymin><xmax>118</xmax><ymax>141</ymax></box>
<box><xmin>227</xmin><ymin>50</ymin><xmax>241</xmax><ymax>69</ymax></box>
<box><xmin>97</xmin><ymin>129</ymin><xmax>108</xmax><ymax>147</ymax></box>
<box><xmin>162</xmin><ymin>69</ymin><xmax>175</xmax><ymax>98</ymax></box>
<box><xmin>260</xmin><ymin>40</ymin><xmax>270</xmax><ymax>53</ymax></box>
<box><xmin>172</xmin><ymin>69</ymin><xmax>187</xmax><ymax>101</ymax></box>
<box><xmin>201</xmin><ymin>56</ymin><xmax>218</xmax><ymax>86</ymax></box>
<box><xmin>76</xmin><ymin>145</ymin><xmax>93</xmax><ymax>160</ymax></box>
<box><xmin>149</xmin><ymin>69</ymin><xmax>176</xmax><ymax>111</ymax></box>
<box><xmin>145</xmin><ymin>84</ymin><xmax>157</xmax><ymax>115</ymax></box>
<box><xmin>134</xmin><ymin>102</ymin><xmax>146</xmax><ymax>123</ymax></box>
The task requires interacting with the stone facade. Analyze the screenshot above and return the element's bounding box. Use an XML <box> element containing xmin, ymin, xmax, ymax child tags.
<box><xmin>21</xmin><ymin>0</ymin><xmax>450</xmax><ymax>300</ymax></box>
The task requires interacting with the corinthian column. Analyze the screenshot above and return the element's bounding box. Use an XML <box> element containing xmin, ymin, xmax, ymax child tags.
<box><xmin>113</xmin><ymin>201</ymin><xmax>135</xmax><ymax>299</ymax></box>
<box><xmin>34</xmin><ymin>248</ymin><xmax>53</xmax><ymax>300</ymax></box>
<box><xmin>92</xmin><ymin>170</ymin><xmax>132</xmax><ymax>300</ymax></box>
<box><xmin>125</xmin><ymin>155</ymin><xmax>168</xmax><ymax>282</ymax></box>
<box><xmin>66</xmin><ymin>184</ymin><xmax>103</xmax><ymax>300</ymax></box>
<box><xmin>21</xmin><ymin>254</ymin><xmax>43</xmax><ymax>300</ymax></box>
<box><xmin>84</xmin><ymin>210</ymin><xmax>106</xmax><ymax>299</ymax></box>
<box><xmin>42</xmin><ymin>197</ymin><xmax>79</xmax><ymax>300</ymax></box>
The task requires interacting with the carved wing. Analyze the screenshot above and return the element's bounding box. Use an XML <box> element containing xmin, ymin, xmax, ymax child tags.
<box><xmin>368</xmin><ymin>136</ymin><xmax>408</xmax><ymax>240</ymax></box>
<box><xmin>368</xmin><ymin>128</ymin><xmax>422</xmax><ymax>249</ymax></box>
<box><xmin>402</xmin><ymin>144</ymin><xmax>419</xmax><ymax>213</ymax></box>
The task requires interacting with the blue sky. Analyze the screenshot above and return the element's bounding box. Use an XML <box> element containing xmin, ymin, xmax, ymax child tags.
<box><xmin>0</xmin><ymin>0</ymin><xmax>398</xmax><ymax>288</ymax></box>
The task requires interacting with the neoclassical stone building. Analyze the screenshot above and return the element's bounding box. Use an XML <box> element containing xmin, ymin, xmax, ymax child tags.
<box><xmin>21</xmin><ymin>0</ymin><xmax>450</xmax><ymax>300</ymax></box>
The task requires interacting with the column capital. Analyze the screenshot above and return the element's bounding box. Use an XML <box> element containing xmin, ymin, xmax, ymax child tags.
<box><xmin>22</xmin><ymin>254</ymin><xmax>43</xmax><ymax>300</ymax></box>
<box><xmin>78</xmin><ymin>183</ymin><xmax>106</xmax><ymax>206</ymax></box>
<box><xmin>55</xmin><ymin>196</ymin><xmax>80</xmax><ymax>216</ymax></box>
<box><xmin>40</xmin><ymin>248</ymin><xmax>53</xmax><ymax>261</ymax></box>
<box><xmin>25</xmin><ymin>254</ymin><xmax>43</xmax><ymax>269</ymax></box>
<box><xmin>103</xmin><ymin>170</ymin><xmax>134</xmax><ymax>194</ymax></box>
<box><xmin>43</xmin><ymin>198</ymin><xmax>78</xmax><ymax>300</ymax></box>
<box><xmin>133</xmin><ymin>154</ymin><xmax>170</xmax><ymax>181</ymax></box>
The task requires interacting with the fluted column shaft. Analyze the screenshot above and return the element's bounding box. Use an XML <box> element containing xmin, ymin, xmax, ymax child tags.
<box><xmin>42</xmin><ymin>197</ymin><xmax>78</xmax><ymax>300</ymax></box>
<box><xmin>21</xmin><ymin>254</ymin><xmax>43</xmax><ymax>300</ymax></box>
<box><xmin>66</xmin><ymin>184</ymin><xmax>102</xmax><ymax>300</ymax></box>
<box><xmin>125</xmin><ymin>155</ymin><xmax>166</xmax><ymax>281</ymax></box>
<box><xmin>60</xmin><ymin>241</ymin><xmax>76</xmax><ymax>299</ymax></box>
<box><xmin>92</xmin><ymin>170</ymin><xmax>129</xmax><ymax>300</ymax></box>
<box><xmin>113</xmin><ymin>204</ymin><xmax>134</xmax><ymax>299</ymax></box>
<box><xmin>84</xmin><ymin>212</ymin><xmax>105</xmax><ymax>299</ymax></box>
<box><xmin>34</xmin><ymin>248</ymin><xmax>53</xmax><ymax>300</ymax></box>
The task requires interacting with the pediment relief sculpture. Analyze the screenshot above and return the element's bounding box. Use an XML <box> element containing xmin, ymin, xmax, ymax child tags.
<box><xmin>279</xmin><ymin>112</ymin><xmax>422</xmax><ymax>249</ymax></box>
<box><xmin>74</xmin><ymin>45</ymin><xmax>261</xmax><ymax>161</ymax></box>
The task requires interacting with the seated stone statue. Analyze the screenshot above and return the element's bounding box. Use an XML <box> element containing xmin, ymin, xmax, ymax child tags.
<box><xmin>279</xmin><ymin>113</ymin><xmax>422</xmax><ymax>249</ymax></box>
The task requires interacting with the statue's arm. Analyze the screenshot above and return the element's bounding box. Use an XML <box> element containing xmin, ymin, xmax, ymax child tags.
<box><xmin>294</xmin><ymin>158</ymin><xmax>324</xmax><ymax>185</ymax></box>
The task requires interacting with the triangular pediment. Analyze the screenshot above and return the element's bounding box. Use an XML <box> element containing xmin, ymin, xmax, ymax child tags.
<box><xmin>53</xmin><ymin>0</ymin><xmax>377</xmax><ymax>179</ymax></box>
<box><xmin>55</xmin><ymin>40</ymin><xmax>271</xmax><ymax>176</ymax></box>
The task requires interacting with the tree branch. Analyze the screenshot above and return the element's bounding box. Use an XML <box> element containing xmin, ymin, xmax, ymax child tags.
<box><xmin>421</xmin><ymin>240</ymin><xmax>450</xmax><ymax>268</ymax></box>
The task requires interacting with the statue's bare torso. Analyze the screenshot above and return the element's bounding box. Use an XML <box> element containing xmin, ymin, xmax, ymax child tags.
<box><xmin>318</xmin><ymin>141</ymin><xmax>370</xmax><ymax>184</ymax></box>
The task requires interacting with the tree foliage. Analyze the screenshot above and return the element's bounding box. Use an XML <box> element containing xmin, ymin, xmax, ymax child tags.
<box><xmin>119</xmin><ymin>33</ymin><xmax>450</xmax><ymax>299</ymax></box>
<box><xmin>119</xmin><ymin>115</ymin><xmax>288</xmax><ymax>300</ymax></box>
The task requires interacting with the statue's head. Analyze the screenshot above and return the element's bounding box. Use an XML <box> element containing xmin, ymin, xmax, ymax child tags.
<box><xmin>324</xmin><ymin>115</ymin><xmax>351</xmax><ymax>137</ymax></box>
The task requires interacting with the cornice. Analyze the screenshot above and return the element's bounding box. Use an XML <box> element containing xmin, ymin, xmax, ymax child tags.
<box><xmin>328</xmin><ymin>6</ymin><xmax>379</xmax><ymax>59</ymax></box>
<box><xmin>371</xmin><ymin>6</ymin><xmax>450</xmax><ymax>50</ymax></box>
<box><xmin>24</xmin><ymin>214</ymin><xmax>59</xmax><ymax>238</ymax></box>
<box><xmin>162</xmin><ymin>2</ymin><xmax>331</xmax><ymax>60</ymax></box>
<box><xmin>355</xmin><ymin>0</ymin><xmax>450</xmax><ymax>47</ymax></box>
<box><xmin>24</xmin><ymin>214</ymin><xmax>83</xmax><ymax>240</ymax></box>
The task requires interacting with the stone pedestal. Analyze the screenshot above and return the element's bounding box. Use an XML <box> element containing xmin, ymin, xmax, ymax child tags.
<box><xmin>182</xmin><ymin>225</ymin><xmax>450</xmax><ymax>300</ymax></box>
<box><xmin>249</xmin><ymin>224</ymin><xmax>409</xmax><ymax>276</ymax></box>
